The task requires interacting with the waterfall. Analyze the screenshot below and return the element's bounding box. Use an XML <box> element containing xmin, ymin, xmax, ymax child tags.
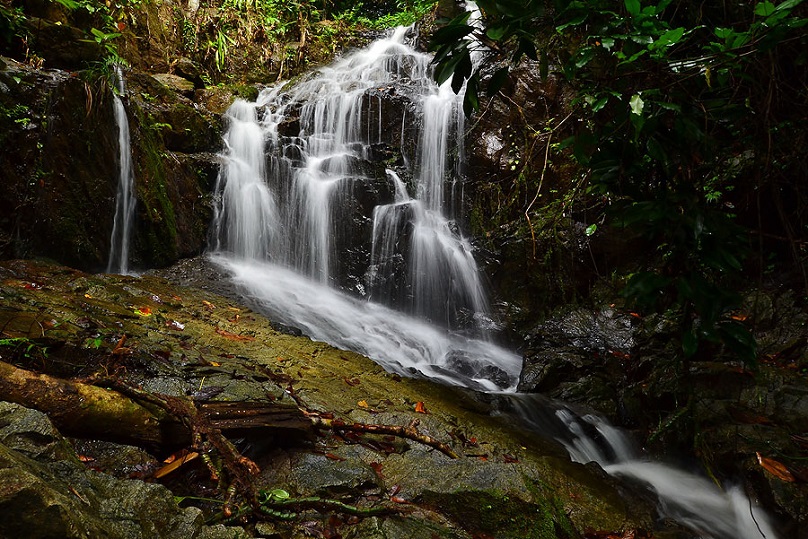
<box><xmin>106</xmin><ymin>66</ymin><xmax>136</xmax><ymax>275</ymax></box>
<box><xmin>212</xmin><ymin>25</ymin><xmax>488</xmax><ymax>331</ymax></box>
<box><xmin>210</xmin><ymin>24</ymin><xmax>780</xmax><ymax>539</ymax></box>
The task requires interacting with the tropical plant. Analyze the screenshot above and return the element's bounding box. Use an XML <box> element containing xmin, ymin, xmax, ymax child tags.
<box><xmin>430</xmin><ymin>0</ymin><xmax>808</xmax><ymax>366</ymax></box>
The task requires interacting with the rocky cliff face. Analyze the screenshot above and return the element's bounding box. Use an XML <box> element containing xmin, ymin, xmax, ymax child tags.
<box><xmin>0</xmin><ymin>56</ymin><xmax>221</xmax><ymax>271</ymax></box>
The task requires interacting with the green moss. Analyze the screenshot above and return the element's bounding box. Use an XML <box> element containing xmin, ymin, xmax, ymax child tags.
<box><xmin>131</xmin><ymin>107</ymin><xmax>180</xmax><ymax>266</ymax></box>
<box><xmin>421</xmin><ymin>489</ymin><xmax>576</xmax><ymax>539</ymax></box>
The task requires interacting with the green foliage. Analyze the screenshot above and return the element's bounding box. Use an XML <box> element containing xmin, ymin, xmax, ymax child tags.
<box><xmin>0</xmin><ymin>337</ymin><xmax>49</xmax><ymax>361</ymax></box>
<box><xmin>430</xmin><ymin>0</ymin><xmax>808</xmax><ymax>365</ymax></box>
<box><xmin>335</xmin><ymin>0</ymin><xmax>438</xmax><ymax>29</ymax></box>
<box><xmin>0</xmin><ymin>3</ymin><xmax>27</xmax><ymax>46</ymax></box>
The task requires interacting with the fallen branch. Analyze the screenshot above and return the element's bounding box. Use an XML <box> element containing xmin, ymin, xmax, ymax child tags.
<box><xmin>0</xmin><ymin>358</ymin><xmax>187</xmax><ymax>447</ymax></box>
<box><xmin>309</xmin><ymin>415</ymin><xmax>459</xmax><ymax>459</ymax></box>
<box><xmin>94</xmin><ymin>377</ymin><xmax>263</xmax><ymax>512</ymax></box>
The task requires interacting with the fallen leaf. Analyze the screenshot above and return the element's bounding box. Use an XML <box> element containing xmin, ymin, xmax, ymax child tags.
<box><xmin>390</xmin><ymin>495</ymin><xmax>407</xmax><ymax>504</ymax></box>
<box><xmin>325</xmin><ymin>452</ymin><xmax>345</xmax><ymax>461</ymax></box>
<box><xmin>357</xmin><ymin>400</ymin><xmax>369</xmax><ymax>408</ymax></box>
<box><xmin>414</xmin><ymin>401</ymin><xmax>427</xmax><ymax>414</ymax></box>
<box><xmin>791</xmin><ymin>434</ymin><xmax>808</xmax><ymax>450</ymax></box>
<box><xmin>344</xmin><ymin>377</ymin><xmax>361</xmax><ymax>386</ymax></box>
<box><xmin>202</xmin><ymin>300</ymin><xmax>215</xmax><ymax>311</ymax></box>
<box><xmin>370</xmin><ymin>461</ymin><xmax>384</xmax><ymax>478</ymax></box>
<box><xmin>154</xmin><ymin>451</ymin><xmax>199</xmax><ymax>479</ymax></box>
<box><xmin>84</xmin><ymin>293</ymin><xmax>92</xmax><ymax>299</ymax></box>
<box><xmin>757</xmin><ymin>452</ymin><xmax>796</xmax><ymax>482</ymax></box>
<box><xmin>134</xmin><ymin>307</ymin><xmax>152</xmax><ymax>316</ymax></box>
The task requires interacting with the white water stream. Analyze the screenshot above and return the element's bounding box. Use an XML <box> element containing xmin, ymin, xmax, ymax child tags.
<box><xmin>107</xmin><ymin>65</ymin><xmax>136</xmax><ymax>275</ymax></box>
<box><xmin>210</xmin><ymin>24</ymin><xmax>779</xmax><ymax>539</ymax></box>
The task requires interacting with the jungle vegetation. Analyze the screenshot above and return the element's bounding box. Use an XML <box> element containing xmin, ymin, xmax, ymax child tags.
<box><xmin>431</xmin><ymin>0</ymin><xmax>808</xmax><ymax>366</ymax></box>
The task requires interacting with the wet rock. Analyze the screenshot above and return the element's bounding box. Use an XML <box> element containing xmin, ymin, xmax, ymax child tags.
<box><xmin>0</xmin><ymin>259</ymin><xmax>665</xmax><ymax>537</ymax></box>
<box><xmin>518</xmin><ymin>306</ymin><xmax>637</xmax><ymax>417</ymax></box>
<box><xmin>21</xmin><ymin>17</ymin><xmax>101</xmax><ymax>69</ymax></box>
<box><xmin>172</xmin><ymin>57</ymin><xmax>206</xmax><ymax>88</ymax></box>
<box><xmin>0</xmin><ymin>402</ymin><xmax>247</xmax><ymax>539</ymax></box>
<box><xmin>152</xmin><ymin>73</ymin><xmax>196</xmax><ymax>97</ymax></box>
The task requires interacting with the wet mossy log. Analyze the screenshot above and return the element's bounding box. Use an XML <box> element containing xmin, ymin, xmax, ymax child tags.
<box><xmin>0</xmin><ymin>359</ymin><xmax>309</xmax><ymax>449</ymax></box>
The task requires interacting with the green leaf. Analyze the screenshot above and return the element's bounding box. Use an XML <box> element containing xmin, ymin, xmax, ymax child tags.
<box><xmin>574</xmin><ymin>47</ymin><xmax>595</xmax><ymax>68</ymax></box>
<box><xmin>624</xmin><ymin>0</ymin><xmax>641</xmax><ymax>16</ymax></box>
<box><xmin>585</xmin><ymin>224</ymin><xmax>598</xmax><ymax>236</ymax></box>
<box><xmin>463</xmin><ymin>75</ymin><xmax>479</xmax><ymax>116</ymax></box>
<box><xmin>269</xmin><ymin>489</ymin><xmax>290</xmax><ymax>500</ymax></box>
<box><xmin>486</xmin><ymin>25</ymin><xmax>508</xmax><ymax>41</ymax></box>
<box><xmin>652</xmin><ymin>27</ymin><xmax>685</xmax><ymax>49</ymax></box>
<box><xmin>591</xmin><ymin>95</ymin><xmax>609</xmax><ymax>112</ymax></box>
<box><xmin>556</xmin><ymin>13</ymin><xmax>587</xmax><ymax>32</ymax></box>
<box><xmin>774</xmin><ymin>0</ymin><xmax>804</xmax><ymax>12</ymax></box>
<box><xmin>754</xmin><ymin>1</ymin><xmax>776</xmax><ymax>16</ymax></box>
<box><xmin>487</xmin><ymin>67</ymin><xmax>510</xmax><ymax>96</ymax></box>
<box><xmin>629</xmin><ymin>93</ymin><xmax>644</xmax><ymax>115</ymax></box>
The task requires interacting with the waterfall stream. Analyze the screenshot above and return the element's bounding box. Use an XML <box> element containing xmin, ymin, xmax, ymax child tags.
<box><xmin>107</xmin><ymin>66</ymin><xmax>136</xmax><ymax>275</ymax></box>
<box><xmin>210</xmin><ymin>26</ymin><xmax>779</xmax><ymax>539</ymax></box>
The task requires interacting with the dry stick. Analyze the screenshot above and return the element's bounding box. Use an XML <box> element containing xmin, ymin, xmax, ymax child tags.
<box><xmin>309</xmin><ymin>415</ymin><xmax>459</xmax><ymax>459</ymax></box>
<box><xmin>523</xmin><ymin>112</ymin><xmax>574</xmax><ymax>259</ymax></box>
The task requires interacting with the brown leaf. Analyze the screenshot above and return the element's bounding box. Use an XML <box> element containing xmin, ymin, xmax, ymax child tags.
<box><xmin>414</xmin><ymin>401</ymin><xmax>427</xmax><ymax>414</ymax></box>
<box><xmin>325</xmin><ymin>452</ymin><xmax>346</xmax><ymax>461</ymax></box>
<box><xmin>202</xmin><ymin>300</ymin><xmax>216</xmax><ymax>310</ymax></box>
<box><xmin>154</xmin><ymin>451</ymin><xmax>199</xmax><ymax>479</ymax></box>
<box><xmin>344</xmin><ymin>377</ymin><xmax>361</xmax><ymax>386</ymax></box>
<box><xmin>757</xmin><ymin>452</ymin><xmax>796</xmax><ymax>482</ymax></box>
<box><xmin>370</xmin><ymin>461</ymin><xmax>384</xmax><ymax>478</ymax></box>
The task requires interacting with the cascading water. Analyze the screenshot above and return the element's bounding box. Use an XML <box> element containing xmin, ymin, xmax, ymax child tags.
<box><xmin>107</xmin><ymin>65</ymin><xmax>136</xmax><ymax>275</ymax></box>
<box><xmin>508</xmin><ymin>397</ymin><xmax>779</xmax><ymax>539</ymax></box>
<box><xmin>211</xmin><ymin>24</ymin><xmax>779</xmax><ymax>539</ymax></box>
<box><xmin>212</xmin><ymin>25</ymin><xmax>489</xmax><ymax>332</ymax></box>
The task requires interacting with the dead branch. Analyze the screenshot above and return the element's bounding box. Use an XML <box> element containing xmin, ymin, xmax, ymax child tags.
<box><xmin>309</xmin><ymin>415</ymin><xmax>459</xmax><ymax>459</ymax></box>
<box><xmin>0</xmin><ymin>358</ymin><xmax>187</xmax><ymax>447</ymax></box>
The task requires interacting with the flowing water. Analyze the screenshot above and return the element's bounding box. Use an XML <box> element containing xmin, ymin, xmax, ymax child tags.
<box><xmin>107</xmin><ymin>66</ymin><xmax>136</xmax><ymax>275</ymax></box>
<box><xmin>210</xmin><ymin>25</ymin><xmax>779</xmax><ymax>539</ymax></box>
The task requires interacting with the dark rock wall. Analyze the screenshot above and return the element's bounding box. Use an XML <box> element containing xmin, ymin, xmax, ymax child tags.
<box><xmin>0</xmin><ymin>57</ymin><xmax>222</xmax><ymax>272</ymax></box>
<box><xmin>0</xmin><ymin>60</ymin><xmax>118</xmax><ymax>269</ymax></box>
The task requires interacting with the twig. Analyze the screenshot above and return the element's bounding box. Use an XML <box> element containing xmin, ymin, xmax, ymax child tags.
<box><xmin>309</xmin><ymin>415</ymin><xmax>459</xmax><ymax>459</ymax></box>
<box><xmin>524</xmin><ymin>111</ymin><xmax>574</xmax><ymax>259</ymax></box>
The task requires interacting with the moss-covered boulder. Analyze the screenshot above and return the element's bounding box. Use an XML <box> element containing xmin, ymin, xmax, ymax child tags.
<box><xmin>0</xmin><ymin>258</ymin><xmax>660</xmax><ymax>538</ymax></box>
